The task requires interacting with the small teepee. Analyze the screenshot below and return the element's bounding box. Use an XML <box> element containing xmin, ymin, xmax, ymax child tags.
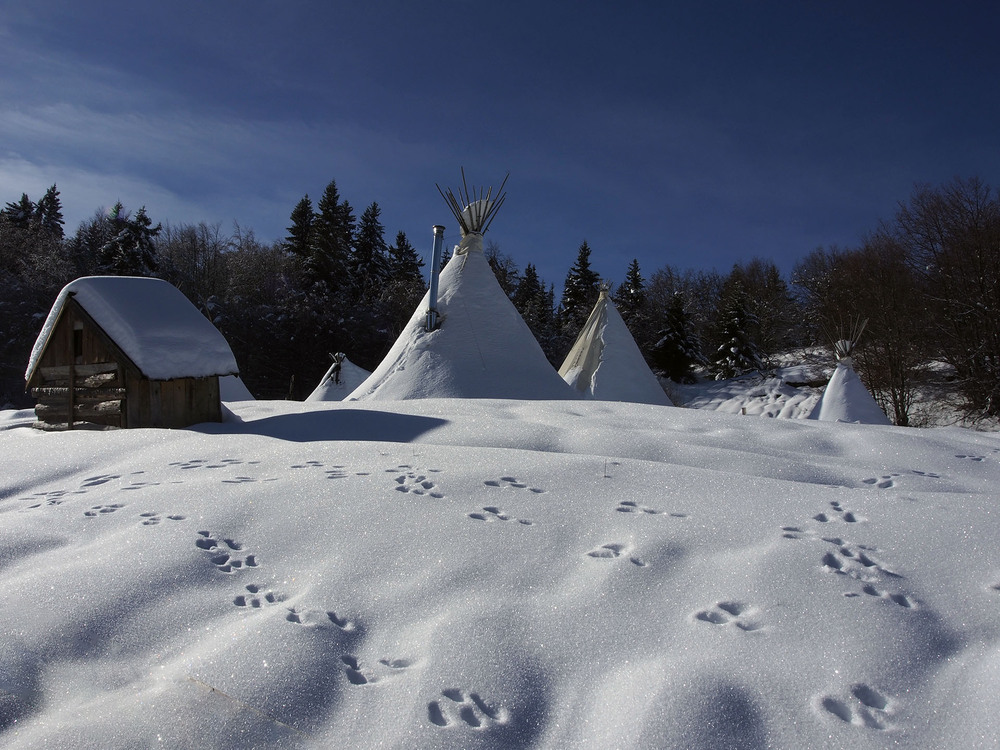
<box><xmin>346</xmin><ymin>173</ymin><xmax>576</xmax><ymax>401</ymax></box>
<box><xmin>808</xmin><ymin>320</ymin><xmax>890</xmax><ymax>425</ymax></box>
<box><xmin>558</xmin><ymin>286</ymin><xmax>673</xmax><ymax>406</ymax></box>
<box><xmin>306</xmin><ymin>353</ymin><xmax>372</xmax><ymax>402</ymax></box>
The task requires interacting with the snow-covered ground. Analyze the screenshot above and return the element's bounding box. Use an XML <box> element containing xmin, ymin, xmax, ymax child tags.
<box><xmin>2</xmin><ymin>394</ymin><xmax>1000</xmax><ymax>749</ymax></box>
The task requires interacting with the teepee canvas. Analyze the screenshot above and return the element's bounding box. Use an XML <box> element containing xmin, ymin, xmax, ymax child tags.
<box><xmin>346</xmin><ymin>175</ymin><xmax>576</xmax><ymax>401</ymax></box>
<box><xmin>558</xmin><ymin>287</ymin><xmax>673</xmax><ymax>406</ymax></box>
<box><xmin>306</xmin><ymin>353</ymin><xmax>371</xmax><ymax>402</ymax></box>
<box><xmin>808</xmin><ymin>324</ymin><xmax>890</xmax><ymax>425</ymax></box>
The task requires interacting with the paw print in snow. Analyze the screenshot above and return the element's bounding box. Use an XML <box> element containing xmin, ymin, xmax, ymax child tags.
<box><xmin>196</xmin><ymin>531</ymin><xmax>258</xmax><ymax>573</ymax></box>
<box><xmin>388</xmin><ymin>465</ymin><xmax>444</xmax><ymax>498</ymax></box>
<box><xmin>856</xmin><ymin>584</ymin><xmax>916</xmax><ymax>609</ymax></box>
<box><xmin>468</xmin><ymin>506</ymin><xmax>534</xmax><ymax>526</ymax></box>
<box><xmin>233</xmin><ymin>583</ymin><xmax>284</xmax><ymax>608</ymax></box>
<box><xmin>694</xmin><ymin>601</ymin><xmax>761</xmax><ymax>631</ymax></box>
<box><xmin>616</xmin><ymin>500</ymin><xmax>663</xmax><ymax>514</ymax></box>
<box><xmin>428</xmin><ymin>689</ymin><xmax>509</xmax><ymax>728</ymax></box>
<box><xmin>80</xmin><ymin>474</ymin><xmax>121</xmax><ymax>489</ymax></box>
<box><xmin>283</xmin><ymin>605</ymin><xmax>357</xmax><ymax>632</ymax></box>
<box><xmin>821</xmin><ymin>541</ymin><xmax>900</xmax><ymax>582</ymax></box>
<box><xmin>139</xmin><ymin>511</ymin><xmax>186</xmax><ymax>526</ymax></box>
<box><xmin>483</xmin><ymin>476</ymin><xmax>545</xmax><ymax>493</ymax></box>
<box><xmin>813</xmin><ymin>500</ymin><xmax>863</xmax><ymax>524</ymax></box>
<box><xmin>84</xmin><ymin>503</ymin><xmax>125</xmax><ymax>517</ymax></box>
<box><xmin>818</xmin><ymin>684</ymin><xmax>895</xmax><ymax>730</ymax></box>
<box><xmin>339</xmin><ymin>655</ymin><xmax>412</xmax><ymax>685</ymax></box>
<box><xmin>862</xmin><ymin>474</ymin><xmax>900</xmax><ymax>489</ymax></box>
<box><xmin>586</xmin><ymin>543</ymin><xmax>647</xmax><ymax>567</ymax></box>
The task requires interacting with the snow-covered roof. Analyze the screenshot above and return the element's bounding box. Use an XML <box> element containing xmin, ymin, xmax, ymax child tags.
<box><xmin>26</xmin><ymin>276</ymin><xmax>240</xmax><ymax>382</ymax></box>
<box><xmin>347</xmin><ymin>233</ymin><xmax>575</xmax><ymax>401</ymax></box>
<box><xmin>559</xmin><ymin>291</ymin><xmax>673</xmax><ymax>406</ymax></box>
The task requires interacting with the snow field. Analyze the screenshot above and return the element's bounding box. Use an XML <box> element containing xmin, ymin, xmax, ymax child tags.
<box><xmin>1</xmin><ymin>400</ymin><xmax>999</xmax><ymax>748</ymax></box>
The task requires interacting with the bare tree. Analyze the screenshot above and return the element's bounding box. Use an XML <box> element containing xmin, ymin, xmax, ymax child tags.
<box><xmin>892</xmin><ymin>177</ymin><xmax>1000</xmax><ymax>417</ymax></box>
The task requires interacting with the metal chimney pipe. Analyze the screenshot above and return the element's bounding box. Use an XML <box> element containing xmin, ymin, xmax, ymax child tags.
<box><xmin>425</xmin><ymin>225</ymin><xmax>446</xmax><ymax>331</ymax></box>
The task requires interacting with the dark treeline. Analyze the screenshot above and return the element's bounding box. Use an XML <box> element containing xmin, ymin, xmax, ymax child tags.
<box><xmin>2</xmin><ymin>177</ymin><xmax>998</xmax><ymax>425</ymax></box>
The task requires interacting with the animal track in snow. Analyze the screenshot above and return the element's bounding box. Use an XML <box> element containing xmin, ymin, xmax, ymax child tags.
<box><xmin>80</xmin><ymin>473</ymin><xmax>121</xmax><ymax>488</ymax></box>
<box><xmin>483</xmin><ymin>476</ymin><xmax>546</xmax><ymax>493</ymax></box>
<box><xmin>468</xmin><ymin>506</ymin><xmax>534</xmax><ymax>526</ymax></box>
<box><xmin>813</xmin><ymin>500</ymin><xmax>863</xmax><ymax>524</ymax></box>
<box><xmin>858</xmin><ymin>584</ymin><xmax>916</xmax><ymax>609</ymax></box>
<box><xmin>820</xmin><ymin>541</ymin><xmax>901</xmax><ymax>582</ymax></box>
<box><xmin>694</xmin><ymin>601</ymin><xmax>762</xmax><ymax>631</ymax></box>
<box><xmin>615</xmin><ymin>500</ymin><xmax>663</xmax><ymax>514</ymax></box>
<box><xmin>818</xmin><ymin>684</ymin><xmax>895</xmax><ymax>730</ymax></box>
<box><xmin>233</xmin><ymin>583</ymin><xmax>285</xmax><ymax>608</ymax></box>
<box><xmin>339</xmin><ymin>655</ymin><xmax>414</xmax><ymax>686</ymax></box>
<box><xmin>138</xmin><ymin>511</ymin><xmax>186</xmax><ymax>526</ymax></box>
<box><xmin>955</xmin><ymin>453</ymin><xmax>986</xmax><ymax>462</ymax></box>
<box><xmin>289</xmin><ymin>460</ymin><xmax>366</xmax><ymax>480</ymax></box>
<box><xmin>586</xmin><ymin>543</ymin><xmax>647</xmax><ymax>567</ymax></box>
<box><xmin>120</xmin><ymin>479</ymin><xmax>162</xmax><ymax>492</ymax></box>
<box><xmin>83</xmin><ymin>503</ymin><xmax>125</xmax><ymax>517</ymax></box>
<box><xmin>196</xmin><ymin>530</ymin><xmax>258</xmax><ymax>573</ymax></box>
<box><xmin>428</xmin><ymin>689</ymin><xmax>509</xmax><ymax>728</ymax></box>
<box><xmin>387</xmin><ymin>465</ymin><xmax>445</xmax><ymax>498</ymax></box>
<box><xmin>169</xmin><ymin>457</ymin><xmax>257</xmax><ymax>471</ymax></box>
<box><xmin>21</xmin><ymin>489</ymin><xmax>71</xmax><ymax>510</ymax></box>
<box><xmin>281</xmin><ymin>604</ymin><xmax>357</xmax><ymax>633</ymax></box>
<box><xmin>861</xmin><ymin>473</ymin><xmax>902</xmax><ymax>489</ymax></box>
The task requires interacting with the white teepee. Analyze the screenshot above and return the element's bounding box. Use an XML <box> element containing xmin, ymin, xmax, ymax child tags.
<box><xmin>306</xmin><ymin>353</ymin><xmax>372</xmax><ymax>402</ymax></box>
<box><xmin>558</xmin><ymin>287</ymin><xmax>673</xmax><ymax>406</ymax></box>
<box><xmin>808</xmin><ymin>323</ymin><xmax>891</xmax><ymax>425</ymax></box>
<box><xmin>346</xmin><ymin>176</ymin><xmax>576</xmax><ymax>401</ymax></box>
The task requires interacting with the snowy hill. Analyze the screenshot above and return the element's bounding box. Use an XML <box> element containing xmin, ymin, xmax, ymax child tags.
<box><xmin>2</xmin><ymin>396</ymin><xmax>1000</xmax><ymax>749</ymax></box>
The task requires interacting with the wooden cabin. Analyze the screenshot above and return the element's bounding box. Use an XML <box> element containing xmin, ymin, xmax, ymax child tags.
<box><xmin>25</xmin><ymin>277</ymin><xmax>241</xmax><ymax>430</ymax></box>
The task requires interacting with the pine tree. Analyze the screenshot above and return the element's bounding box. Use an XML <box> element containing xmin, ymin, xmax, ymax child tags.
<box><xmin>558</xmin><ymin>240</ymin><xmax>601</xmax><ymax>334</ymax></box>
<box><xmin>711</xmin><ymin>290</ymin><xmax>764</xmax><ymax>380</ymax></box>
<box><xmin>284</xmin><ymin>195</ymin><xmax>314</xmax><ymax>258</ymax></box>
<box><xmin>381</xmin><ymin>230</ymin><xmax>427</xmax><ymax>337</ymax></box>
<box><xmin>35</xmin><ymin>185</ymin><xmax>64</xmax><ymax>238</ymax></box>
<box><xmin>96</xmin><ymin>202</ymin><xmax>161</xmax><ymax>276</ymax></box>
<box><xmin>352</xmin><ymin>202</ymin><xmax>390</xmax><ymax>301</ymax></box>
<box><xmin>613</xmin><ymin>258</ymin><xmax>645</xmax><ymax>324</ymax></box>
<box><xmin>312</xmin><ymin>180</ymin><xmax>355</xmax><ymax>287</ymax></box>
<box><xmin>651</xmin><ymin>292</ymin><xmax>706</xmax><ymax>383</ymax></box>
<box><xmin>387</xmin><ymin>230</ymin><xmax>424</xmax><ymax>285</ymax></box>
<box><xmin>512</xmin><ymin>263</ymin><xmax>545</xmax><ymax>327</ymax></box>
<box><xmin>2</xmin><ymin>194</ymin><xmax>36</xmax><ymax>227</ymax></box>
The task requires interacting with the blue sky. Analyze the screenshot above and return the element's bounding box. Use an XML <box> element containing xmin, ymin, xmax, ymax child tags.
<box><xmin>2</xmin><ymin>1</ymin><xmax>998</xmax><ymax>290</ymax></box>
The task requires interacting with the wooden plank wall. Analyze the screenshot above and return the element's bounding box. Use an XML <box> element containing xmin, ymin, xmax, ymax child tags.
<box><xmin>32</xmin><ymin>363</ymin><xmax>125</xmax><ymax>429</ymax></box>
